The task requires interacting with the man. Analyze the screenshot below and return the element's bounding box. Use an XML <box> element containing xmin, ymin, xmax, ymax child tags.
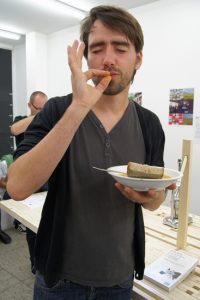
<box><xmin>11</xmin><ymin>91</ymin><xmax>48</xmax><ymax>147</ymax></box>
<box><xmin>7</xmin><ymin>6</ymin><xmax>175</xmax><ymax>300</ymax></box>
<box><xmin>10</xmin><ymin>91</ymin><xmax>48</xmax><ymax>273</ymax></box>
<box><xmin>10</xmin><ymin>90</ymin><xmax>47</xmax><ymax>232</ymax></box>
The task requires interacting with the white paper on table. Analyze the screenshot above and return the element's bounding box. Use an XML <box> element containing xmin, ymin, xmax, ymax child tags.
<box><xmin>22</xmin><ymin>193</ymin><xmax>46</xmax><ymax>209</ymax></box>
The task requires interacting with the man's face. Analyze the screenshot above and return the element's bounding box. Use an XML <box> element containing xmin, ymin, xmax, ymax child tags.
<box><xmin>87</xmin><ymin>20</ymin><xmax>142</xmax><ymax>95</ymax></box>
<box><xmin>29</xmin><ymin>95</ymin><xmax>47</xmax><ymax>115</ymax></box>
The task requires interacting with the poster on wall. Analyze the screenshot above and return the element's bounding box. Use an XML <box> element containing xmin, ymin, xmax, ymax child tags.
<box><xmin>128</xmin><ymin>92</ymin><xmax>142</xmax><ymax>105</ymax></box>
<box><xmin>169</xmin><ymin>88</ymin><xmax>194</xmax><ymax>125</ymax></box>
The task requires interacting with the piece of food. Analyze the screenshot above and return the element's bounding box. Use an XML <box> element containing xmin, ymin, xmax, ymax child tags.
<box><xmin>127</xmin><ymin>162</ymin><xmax>164</xmax><ymax>179</ymax></box>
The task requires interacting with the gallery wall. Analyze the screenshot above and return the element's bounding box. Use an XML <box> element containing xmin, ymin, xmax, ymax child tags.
<box><xmin>130</xmin><ymin>0</ymin><xmax>200</xmax><ymax>213</ymax></box>
<box><xmin>12</xmin><ymin>44</ymin><xmax>27</xmax><ymax>116</ymax></box>
<box><xmin>11</xmin><ymin>0</ymin><xmax>200</xmax><ymax>215</ymax></box>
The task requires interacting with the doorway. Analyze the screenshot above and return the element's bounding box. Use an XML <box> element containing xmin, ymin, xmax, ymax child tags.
<box><xmin>0</xmin><ymin>48</ymin><xmax>14</xmax><ymax>157</ymax></box>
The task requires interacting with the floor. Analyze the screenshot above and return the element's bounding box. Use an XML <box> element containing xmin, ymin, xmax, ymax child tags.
<box><xmin>0</xmin><ymin>228</ymin><xmax>144</xmax><ymax>300</ymax></box>
<box><xmin>0</xmin><ymin>228</ymin><xmax>34</xmax><ymax>300</ymax></box>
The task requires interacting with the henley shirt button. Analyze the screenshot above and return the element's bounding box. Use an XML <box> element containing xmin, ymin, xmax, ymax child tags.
<box><xmin>99</xmin><ymin>124</ymin><xmax>104</xmax><ymax>128</ymax></box>
<box><xmin>106</xmin><ymin>142</ymin><xmax>110</xmax><ymax>148</ymax></box>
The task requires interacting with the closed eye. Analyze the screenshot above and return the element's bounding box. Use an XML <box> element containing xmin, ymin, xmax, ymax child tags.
<box><xmin>92</xmin><ymin>49</ymin><xmax>102</xmax><ymax>54</ymax></box>
<box><xmin>116</xmin><ymin>48</ymin><xmax>127</xmax><ymax>53</ymax></box>
<box><xmin>91</xmin><ymin>46</ymin><xmax>104</xmax><ymax>54</ymax></box>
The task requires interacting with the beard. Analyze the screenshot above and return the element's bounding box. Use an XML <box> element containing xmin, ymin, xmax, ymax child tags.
<box><xmin>92</xmin><ymin>68</ymin><xmax>136</xmax><ymax>96</ymax></box>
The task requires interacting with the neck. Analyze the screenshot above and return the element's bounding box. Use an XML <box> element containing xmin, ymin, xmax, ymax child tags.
<box><xmin>93</xmin><ymin>89</ymin><xmax>129</xmax><ymax>114</ymax></box>
<box><xmin>92</xmin><ymin>89</ymin><xmax>130</xmax><ymax>133</ymax></box>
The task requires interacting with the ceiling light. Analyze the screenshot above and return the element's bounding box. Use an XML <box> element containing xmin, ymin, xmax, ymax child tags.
<box><xmin>0</xmin><ymin>29</ymin><xmax>21</xmax><ymax>40</ymax></box>
<box><xmin>56</xmin><ymin>0</ymin><xmax>91</xmax><ymax>12</ymax></box>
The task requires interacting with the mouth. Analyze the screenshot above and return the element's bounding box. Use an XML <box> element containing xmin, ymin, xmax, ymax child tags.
<box><xmin>109</xmin><ymin>71</ymin><xmax>120</xmax><ymax>78</ymax></box>
<box><xmin>92</xmin><ymin>70</ymin><xmax>120</xmax><ymax>85</ymax></box>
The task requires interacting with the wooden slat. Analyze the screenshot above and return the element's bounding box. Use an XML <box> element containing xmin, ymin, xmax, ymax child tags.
<box><xmin>177</xmin><ymin>139</ymin><xmax>193</xmax><ymax>249</ymax></box>
<box><xmin>136</xmin><ymin>205</ymin><xmax>200</xmax><ymax>299</ymax></box>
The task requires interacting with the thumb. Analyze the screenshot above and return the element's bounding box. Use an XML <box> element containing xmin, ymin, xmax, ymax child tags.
<box><xmin>96</xmin><ymin>76</ymin><xmax>111</xmax><ymax>93</ymax></box>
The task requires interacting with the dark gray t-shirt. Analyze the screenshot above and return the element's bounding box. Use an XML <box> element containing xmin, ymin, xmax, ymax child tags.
<box><xmin>59</xmin><ymin>101</ymin><xmax>145</xmax><ymax>286</ymax></box>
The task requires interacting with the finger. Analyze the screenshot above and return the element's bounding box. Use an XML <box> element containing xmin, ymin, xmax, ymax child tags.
<box><xmin>115</xmin><ymin>182</ymin><xmax>153</xmax><ymax>204</ymax></box>
<box><xmin>147</xmin><ymin>189</ymin><xmax>157</xmax><ymax>197</ymax></box>
<box><xmin>115</xmin><ymin>182</ymin><xmax>138</xmax><ymax>196</ymax></box>
<box><xmin>115</xmin><ymin>182</ymin><xmax>133</xmax><ymax>199</ymax></box>
<box><xmin>85</xmin><ymin>69</ymin><xmax>111</xmax><ymax>80</ymax></box>
<box><xmin>115</xmin><ymin>183</ymin><xmax>139</xmax><ymax>200</ymax></box>
<box><xmin>166</xmin><ymin>183</ymin><xmax>176</xmax><ymax>190</ymax></box>
<box><xmin>77</xmin><ymin>42</ymin><xmax>85</xmax><ymax>68</ymax></box>
<box><xmin>68</xmin><ymin>40</ymin><xmax>82</xmax><ymax>72</ymax></box>
<box><xmin>68</xmin><ymin>40</ymin><xmax>79</xmax><ymax>59</ymax></box>
<box><xmin>96</xmin><ymin>76</ymin><xmax>112</xmax><ymax>93</ymax></box>
<box><xmin>68</xmin><ymin>45</ymin><xmax>76</xmax><ymax>72</ymax></box>
<box><xmin>71</xmin><ymin>40</ymin><xmax>79</xmax><ymax>50</ymax></box>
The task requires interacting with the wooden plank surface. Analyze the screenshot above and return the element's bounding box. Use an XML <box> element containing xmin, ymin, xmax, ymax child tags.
<box><xmin>0</xmin><ymin>192</ymin><xmax>46</xmax><ymax>233</ymax></box>
<box><xmin>135</xmin><ymin>207</ymin><xmax>200</xmax><ymax>299</ymax></box>
<box><xmin>177</xmin><ymin>139</ymin><xmax>193</xmax><ymax>249</ymax></box>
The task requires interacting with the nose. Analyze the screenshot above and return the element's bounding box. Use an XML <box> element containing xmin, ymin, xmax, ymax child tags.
<box><xmin>102</xmin><ymin>47</ymin><xmax>115</xmax><ymax>68</ymax></box>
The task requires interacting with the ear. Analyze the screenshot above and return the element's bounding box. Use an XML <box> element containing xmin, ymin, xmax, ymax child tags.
<box><xmin>28</xmin><ymin>101</ymin><xmax>31</xmax><ymax>109</ymax></box>
<box><xmin>135</xmin><ymin>51</ymin><xmax>143</xmax><ymax>70</ymax></box>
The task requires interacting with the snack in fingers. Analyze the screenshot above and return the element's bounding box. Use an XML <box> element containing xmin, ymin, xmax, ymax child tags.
<box><xmin>127</xmin><ymin>162</ymin><xmax>164</xmax><ymax>179</ymax></box>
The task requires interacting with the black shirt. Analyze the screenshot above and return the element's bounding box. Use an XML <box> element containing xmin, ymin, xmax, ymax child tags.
<box><xmin>14</xmin><ymin>94</ymin><xmax>165</xmax><ymax>286</ymax></box>
<box><xmin>12</xmin><ymin>115</ymin><xmax>27</xmax><ymax>147</ymax></box>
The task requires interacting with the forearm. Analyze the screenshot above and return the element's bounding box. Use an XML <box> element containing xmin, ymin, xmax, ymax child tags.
<box><xmin>11</xmin><ymin>116</ymin><xmax>34</xmax><ymax>135</ymax></box>
<box><xmin>7</xmin><ymin>40</ymin><xmax>111</xmax><ymax>200</ymax></box>
<box><xmin>7</xmin><ymin>103</ymin><xmax>89</xmax><ymax>200</ymax></box>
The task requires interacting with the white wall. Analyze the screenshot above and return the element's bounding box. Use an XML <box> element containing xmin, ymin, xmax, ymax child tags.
<box><xmin>47</xmin><ymin>25</ymin><xmax>80</xmax><ymax>98</ymax></box>
<box><xmin>11</xmin><ymin>32</ymin><xmax>48</xmax><ymax>118</ymax></box>
<box><xmin>26</xmin><ymin>32</ymin><xmax>48</xmax><ymax>98</ymax></box>
<box><xmin>130</xmin><ymin>0</ymin><xmax>200</xmax><ymax>214</ymax></box>
<box><xmin>12</xmin><ymin>43</ymin><xmax>27</xmax><ymax>116</ymax></box>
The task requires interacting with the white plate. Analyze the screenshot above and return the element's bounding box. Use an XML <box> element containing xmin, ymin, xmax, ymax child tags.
<box><xmin>107</xmin><ymin>165</ymin><xmax>183</xmax><ymax>191</ymax></box>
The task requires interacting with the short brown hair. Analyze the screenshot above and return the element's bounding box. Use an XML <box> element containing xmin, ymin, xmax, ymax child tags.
<box><xmin>80</xmin><ymin>5</ymin><xmax>144</xmax><ymax>58</ymax></box>
<box><xmin>30</xmin><ymin>91</ymin><xmax>47</xmax><ymax>104</ymax></box>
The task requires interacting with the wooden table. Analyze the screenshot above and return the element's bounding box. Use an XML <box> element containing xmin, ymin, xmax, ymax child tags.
<box><xmin>133</xmin><ymin>207</ymin><xmax>200</xmax><ymax>300</ymax></box>
<box><xmin>0</xmin><ymin>192</ymin><xmax>46</xmax><ymax>233</ymax></box>
<box><xmin>0</xmin><ymin>196</ymin><xmax>200</xmax><ymax>299</ymax></box>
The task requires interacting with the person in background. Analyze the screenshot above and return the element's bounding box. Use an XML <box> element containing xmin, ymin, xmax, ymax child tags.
<box><xmin>10</xmin><ymin>91</ymin><xmax>48</xmax><ymax>232</ymax></box>
<box><xmin>11</xmin><ymin>91</ymin><xmax>48</xmax><ymax>148</ymax></box>
<box><xmin>10</xmin><ymin>91</ymin><xmax>48</xmax><ymax>273</ymax></box>
<box><xmin>7</xmin><ymin>6</ymin><xmax>175</xmax><ymax>300</ymax></box>
<box><xmin>0</xmin><ymin>154</ymin><xmax>13</xmax><ymax>244</ymax></box>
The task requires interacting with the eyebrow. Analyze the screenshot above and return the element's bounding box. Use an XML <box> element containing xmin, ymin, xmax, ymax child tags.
<box><xmin>89</xmin><ymin>40</ymin><xmax>130</xmax><ymax>50</ymax></box>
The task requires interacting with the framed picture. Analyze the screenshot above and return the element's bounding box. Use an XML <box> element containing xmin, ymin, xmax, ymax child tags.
<box><xmin>169</xmin><ymin>88</ymin><xmax>194</xmax><ymax>125</ymax></box>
